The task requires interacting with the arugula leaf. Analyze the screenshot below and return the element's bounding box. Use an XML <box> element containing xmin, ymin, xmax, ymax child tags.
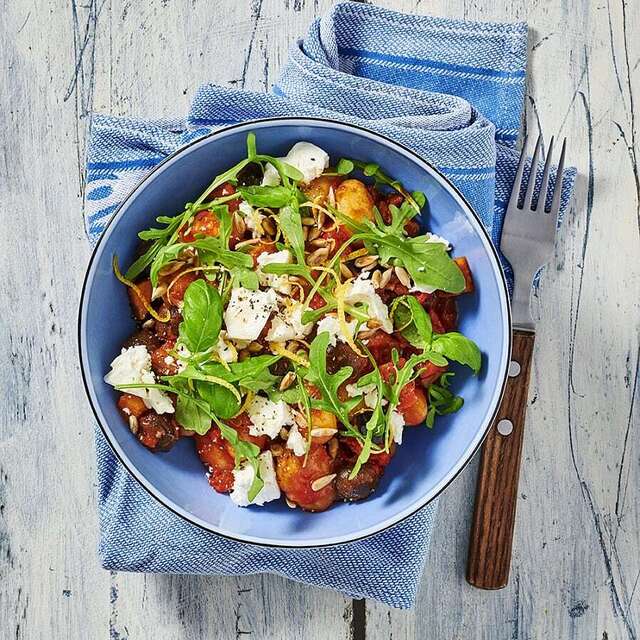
<box><xmin>278</xmin><ymin>203</ymin><xmax>306</xmax><ymax>265</ymax></box>
<box><xmin>178</xmin><ymin>280</ymin><xmax>223</xmax><ymax>353</ymax></box>
<box><xmin>426</xmin><ymin>374</ymin><xmax>464</xmax><ymax>427</ymax></box>
<box><xmin>431</xmin><ymin>332</ymin><xmax>482</xmax><ymax>374</ymax></box>
<box><xmin>229</xmin><ymin>266</ymin><xmax>259</xmax><ymax>290</ymax></box>
<box><xmin>238</xmin><ymin>185</ymin><xmax>293</xmax><ymax>208</ymax></box>
<box><xmin>390</xmin><ymin>295</ymin><xmax>432</xmax><ymax>349</ymax></box>
<box><xmin>261</xmin><ymin>262</ymin><xmax>312</xmax><ymax>282</ymax></box>
<box><xmin>336</xmin><ymin>158</ymin><xmax>354</xmax><ymax>175</ymax></box>
<box><xmin>304</xmin><ymin>332</ymin><xmax>359</xmax><ymax>430</ymax></box>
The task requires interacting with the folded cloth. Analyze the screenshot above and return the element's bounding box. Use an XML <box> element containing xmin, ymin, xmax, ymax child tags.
<box><xmin>85</xmin><ymin>1</ymin><xmax>575</xmax><ymax>608</ymax></box>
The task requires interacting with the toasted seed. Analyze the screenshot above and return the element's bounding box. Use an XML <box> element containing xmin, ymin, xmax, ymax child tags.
<box><xmin>248</xmin><ymin>341</ymin><xmax>263</xmax><ymax>353</ymax></box>
<box><xmin>344</xmin><ymin>248</ymin><xmax>369</xmax><ymax>262</ymax></box>
<box><xmin>307</xmin><ymin>226</ymin><xmax>321</xmax><ymax>242</ymax></box>
<box><xmin>371</xmin><ymin>270</ymin><xmax>382</xmax><ymax>288</ymax></box>
<box><xmin>302</xmin><ymin>226</ymin><xmax>309</xmax><ymax>241</ymax></box>
<box><xmin>310</xmin><ymin>428</ymin><xmax>338</xmax><ymax>438</ymax></box>
<box><xmin>380</xmin><ymin>267</ymin><xmax>393</xmax><ymax>288</ymax></box>
<box><xmin>158</xmin><ymin>260</ymin><xmax>185</xmax><ymax>277</ymax></box>
<box><xmin>233</xmin><ymin>213</ymin><xmax>246</xmax><ymax>235</ymax></box>
<box><xmin>355</xmin><ymin>254</ymin><xmax>379</xmax><ymax>269</ymax></box>
<box><xmin>327</xmin><ymin>188</ymin><xmax>335</xmax><ymax>208</ymax></box>
<box><xmin>308</xmin><ymin>238</ymin><xmax>329</xmax><ymax>249</ymax></box>
<box><xmin>128</xmin><ymin>415</ymin><xmax>139</xmax><ymax>435</ymax></box>
<box><xmin>262</xmin><ymin>217</ymin><xmax>277</xmax><ymax>236</ymax></box>
<box><xmin>327</xmin><ymin>437</ymin><xmax>339</xmax><ymax>459</ymax></box>
<box><xmin>340</xmin><ymin>262</ymin><xmax>354</xmax><ymax>279</ymax></box>
<box><xmin>357</xmin><ymin>328</ymin><xmax>379</xmax><ymax>340</ymax></box>
<box><xmin>294</xmin><ymin>412</ymin><xmax>308</xmax><ymax>429</ymax></box>
<box><xmin>367</xmin><ymin>319</ymin><xmax>382</xmax><ymax>329</ymax></box>
<box><xmin>301</xmin><ymin>216</ymin><xmax>316</xmax><ymax>226</ymax></box>
<box><xmin>280</xmin><ymin>371</ymin><xmax>296</xmax><ymax>391</ymax></box>
<box><xmin>142</xmin><ymin>318</ymin><xmax>155</xmax><ymax>329</ymax></box>
<box><xmin>311</xmin><ymin>473</ymin><xmax>337</xmax><ymax>492</ymax></box>
<box><xmin>234</xmin><ymin>238</ymin><xmax>260</xmax><ymax>249</ymax></box>
<box><xmin>151</xmin><ymin>284</ymin><xmax>167</xmax><ymax>301</ymax></box>
<box><xmin>308</xmin><ymin>246</ymin><xmax>330</xmax><ymax>265</ymax></box>
<box><xmin>394</xmin><ymin>265</ymin><xmax>411</xmax><ymax>288</ymax></box>
<box><xmin>286</xmin><ymin>497</ymin><xmax>297</xmax><ymax>509</ymax></box>
<box><xmin>316</xmin><ymin>209</ymin><xmax>326</xmax><ymax>227</ymax></box>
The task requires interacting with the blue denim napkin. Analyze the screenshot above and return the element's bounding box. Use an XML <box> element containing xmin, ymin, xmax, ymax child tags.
<box><xmin>85</xmin><ymin>1</ymin><xmax>575</xmax><ymax>608</ymax></box>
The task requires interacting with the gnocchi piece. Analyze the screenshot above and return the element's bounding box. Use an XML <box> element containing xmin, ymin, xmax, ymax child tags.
<box><xmin>334</xmin><ymin>179</ymin><xmax>375</xmax><ymax>222</ymax></box>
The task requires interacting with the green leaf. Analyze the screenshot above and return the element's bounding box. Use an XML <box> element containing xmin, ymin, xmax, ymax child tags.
<box><xmin>175</xmin><ymin>393</ymin><xmax>212</xmax><ymax>434</ymax></box>
<box><xmin>390</xmin><ymin>295</ymin><xmax>432</xmax><ymax>349</ymax></box>
<box><xmin>278</xmin><ymin>203</ymin><xmax>306</xmax><ymax>265</ymax></box>
<box><xmin>238</xmin><ymin>185</ymin><xmax>293</xmax><ymax>208</ymax></box>
<box><xmin>229</xmin><ymin>266</ymin><xmax>259</xmax><ymax>290</ymax></box>
<box><xmin>431</xmin><ymin>332</ymin><xmax>482</xmax><ymax>374</ymax></box>
<box><xmin>246</xmin><ymin>132</ymin><xmax>257</xmax><ymax>159</ymax></box>
<box><xmin>363</xmin><ymin>163</ymin><xmax>379</xmax><ymax>177</ymax></box>
<box><xmin>196</xmin><ymin>380</ymin><xmax>240</xmax><ymax>419</ymax></box>
<box><xmin>304</xmin><ymin>332</ymin><xmax>359</xmax><ymax>430</ymax></box>
<box><xmin>178</xmin><ymin>280</ymin><xmax>223</xmax><ymax>353</ymax></box>
<box><xmin>412</xmin><ymin>191</ymin><xmax>426</xmax><ymax>208</ymax></box>
<box><xmin>336</xmin><ymin>158</ymin><xmax>354</xmax><ymax>175</ymax></box>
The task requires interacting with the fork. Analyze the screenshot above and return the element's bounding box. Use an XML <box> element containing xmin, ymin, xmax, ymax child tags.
<box><xmin>466</xmin><ymin>134</ymin><xmax>567</xmax><ymax>590</ymax></box>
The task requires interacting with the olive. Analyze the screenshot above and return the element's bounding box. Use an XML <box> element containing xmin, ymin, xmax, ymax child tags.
<box><xmin>236</xmin><ymin>162</ymin><xmax>264</xmax><ymax>186</ymax></box>
<box><xmin>335</xmin><ymin>463</ymin><xmax>382</xmax><ymax>501</ymax></box>
<box><xmin>269</xmin><ymin>358</ymin><xmax>291</xmax><ymax>377</ymax></box>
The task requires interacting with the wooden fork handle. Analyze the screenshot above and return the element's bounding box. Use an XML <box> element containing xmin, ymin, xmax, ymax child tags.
<box><xmin>466</xmin><ymin>330</ymin><xmax>535</xmax><ymax>590</ymax></box>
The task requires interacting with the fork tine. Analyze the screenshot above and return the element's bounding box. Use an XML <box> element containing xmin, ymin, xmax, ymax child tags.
<box><xmin>548</xmin><ymin>139</ymin><xmax>567</xmax><ymax>226</ymax></box>
<box><xmin>508</xmin><ymin>136</ymin><xmax>528</xmax><ymax>210</ymax></box>
<box><xmin>523</xmin><ymin>134</ymin><xmax>543</xmax><ymax>210</ymax></box>
<box><xmin>535</xmin><ymin>136</ymin><xmax>554</xmax><ymax>212</ymax></box>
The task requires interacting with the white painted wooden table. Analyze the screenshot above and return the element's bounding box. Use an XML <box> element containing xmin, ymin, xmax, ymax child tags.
<box><xmin>2</xmin><ymin>0</ymin><xmax>639</xmax><ymax>638</ymax></box>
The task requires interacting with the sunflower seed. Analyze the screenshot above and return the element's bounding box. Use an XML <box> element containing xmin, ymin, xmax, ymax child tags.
<box><xmin>286</xmin><ymin>498</ymin><xmax>297</xmax><ymax>509</ymax></box>
<box><xmin>279</xmin><ymin>427</ymin><xmax>290</xmax><ymax>440</ymax></box>
<box><xmin>354</xmin><ymin>255</ymin><xmax>379</xmax><ymax>269</ymax></box>
<box><xmin>394</xmin><ymin>265</ymin><xmax>411</xmax><ymax>288</ymax></box>
<box><xmin>308</xmin><ymin>238</ymin><xmax>329</xmax><ymax>249</ymax></box>
<box><xmin>344</xmin><ymin>248</ymin><xmax>369</xmax><ymax>262</ymax></box>
<box><xmin>247</xmin><ymin>341</ymin><xmax>263</xmax><ymax>353</ymax></box>
<box><xmin>310</xmin><ymin>428</ymin><xmax>338</xmax><ymax>438</ymax></box>
<box><xmin>128</xmin><ymin>415</ymin><xmax>139</xmax><ymax>434</ymax></box>
<box><xmin>316</xmin><ymin>209</ymin><xmax>326</xmax><ymax>227</ymax></box>
<box><xmin>234</xmin><ymin>238</ymin><xmax>260</xmax><ymax>249</ymax></box>
<box><xmin>142</xmin><ymin>318</ymin><xmax>155</xmax><ymax>329</ymax></box>
<box><xmin>311</xmin><ymin>474</ymin><xmax>337</xmax><ymax>492</ymax></box>
<box><xmin>327</xmin><ymin>437</ymin><xmax>339</xmax><ymax>459</ymax></box>
<box><xmin>380</xmin><ymin>267</ymin><xmax>393</xmax><ymax>288</ymax></box>
<box><xmin>340</xmin><ymin>262</ymin><xmax>354</xmax><ymax>279</ymax></box>
<box><xmin>367</xmin><ymin>319</ymin><xmax>382</xmax><ymax>329</ymax></box>
<box><xmin>302</xmin><ymin>226</ymin><xmax>309</xmax><ymax>241</ymax></box>
<box><xmin>308</xmin><ymin>246</ymin><xmax>330</xmax><ymax>265</ymax></box>
<box><xmin>371</xmin><ymin>270</ymin><xmax>382</xmax><ymax>288</ymax></box>
<box><xmin>151</xmin><ymin>284</ymin><xmax>167</xmax><ymax>301</ymax></box>
<box><xmin>327</xmin><ymin>188</ymin><xmax>335</xmax><ymax>208</ymax></box>
<box><xmin>262</xmin><ymin>217</ymin><xmax>277</xmax><ymax>236</ymax></box>
<box><xmin>301</xmin><ymin>216</ymin><xmax>316</xmax><ymax>226</ymax></box>
<box><xmin>158</xmin><ymin>260</ymin><xmax>185</xmax><ymax>277</ymax></box>
<box><xmin>357</xmin><ymin>328</ymin><xmax>379</xmax><ymax>340</ymax></box>
<box><xmin>307</xmin><ymin>226</ymin><xmax>321</xmax><ymax>242</ymax></box>
<box><xmin>279</xmin><ymin>371</ymin><xmax>296</xmax><ymax>391</ymax></box>
<box><xmin>233</xmin><ymin>213</ymin><xmax>246</xmax><ymax>235</ymax></box>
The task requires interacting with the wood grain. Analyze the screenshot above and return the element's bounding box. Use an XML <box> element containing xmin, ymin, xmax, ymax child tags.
<box><xmin>1</xmin><ymin>0</ymin><xmax>639</xmax><ymax>638</ymax></box>
<box><xmin>467</xmin><ymin>330</ymin><xmax>535</xmax><ymax>590</ymax></box>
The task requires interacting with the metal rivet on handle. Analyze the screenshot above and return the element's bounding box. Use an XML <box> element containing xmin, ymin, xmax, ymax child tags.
<box><xmin>508</xmin><ymin>360</ymin><xmax>521</xmax><ymax>377</ymax></box>
<box><xmin>497</xmin><ymin>419</ymin><xmax>514</xmax><ymax>436</ymax></box>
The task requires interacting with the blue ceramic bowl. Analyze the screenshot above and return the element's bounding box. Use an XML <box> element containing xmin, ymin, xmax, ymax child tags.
<box><xmin>79</xmin><ymin>118</ymin><xmax>511</xmax><ymax>547</ymax></box>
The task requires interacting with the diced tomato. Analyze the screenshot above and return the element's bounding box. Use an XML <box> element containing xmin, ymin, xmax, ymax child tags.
<box><xmin>418</xmin><ymin>361</ymin><xmax>448</xmax><ymax>386</ymax></box>
<box><xmin>454</xmin><ymin>257</ymin><xmax>474</xmax><ymax>295</ymax></box>
<box><xmin>117</xmin><ymin>393</ymin><xmax>148</xmax><ymax>419</ymax></box>
<box><xmin>309</xmin><ymin>292</ymin><xmax>327</xmax><ymax>310</ymax></box>
<box><xmin>206</xmin><ymin>181</ymin><xmax>241</xmax><ymax>212</ymax></box>
<box><xmin>428</xmin><ymin>296</ymin><xmax>458</xmax><ymax>333</ymax></box>
<box><xmin>208</xmin><ymin>468</ymin><xmax>235</xmax><ymax>493</ymax></box>
<box><xmin>150</xmin><ymin>341</ymin><xmax>179</xmax><ymax>377</ymax></box>
<box><xmin>179</xmin><ymin>210</ymin><xmax>220</xmax><ymax>243</ymax></box>
<box><xmin>367</xmin><ymin>332</ymin><xmax>411</xmax><ymax>365</ymax></box>
<box><xmin>341</xmin><ymin>437</ymin><xmax>395</xmax><ymax>468</ymax></box>
<box><xmin>195</xmin><ymin>427</ymin><xmax>235</xmax><ymax>473</ymax></box>
<box><xmin>398</xmin><ymin>382</ymin><xmax>428</xmax><ymax>426</ymax></box>
<box><xmin>226</xmin><ymin>413</ymin><xmax>270</xmax><ymax>450</ymax></box>
<box><xmin>128</xmin><ymin>279</ymin><xmax>152</xmax><ymax>320</ymax></box>
<box><xmin>248</xmin><ymin>241</ymin><xmax>277</xmax><ymax>267</ymax></box>
<box><xmin>165</xmin><ymin>270</ymin><xmax>200</xmax><ymax>306</ymax></box>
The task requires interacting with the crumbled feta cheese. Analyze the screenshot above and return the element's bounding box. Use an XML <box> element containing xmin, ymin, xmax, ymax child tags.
<box><xmin>215</xmin><ymin>330</ymin><xmax>238</xmax><ymax>364</ymax></box>
<box><xmin>238</xmin><ymin>201</ymin><xmax>265</xmax><ymax>238</ymax></box>
<box><xmin>104</xmin><ymin>345</ymin><xmax>174</xmax><ymax>414</ymax></box>
<box><xmin>224</xmin><ymin>287</ymin><xmax>278</xmax><ymax>341</ymax></box>
<box><xmin>345</xmin><ymin>382</ymin><xmax>383</xmax><ymax>409</ymax></box>
<box><xmin>246</xmin><ymin>395</ymin><xmax>294</xmax><ymax>439</ymax></box>
<box><xmin>261</xmin><ymin>141</ymin><xmax>330</xmax><ymax>186</ymax></box>
<box><xmin>315</xmin><ymin>314</ymin><xmax>358</xmax><ymax>347</ymax></box>
<box><xmin>230</xmin><ymin>451</ymin><xmax>281</xmax><ymax>507</ymax></box>
<box><xmin>390</xmin><ymin>410</ymin><xmax>406</xmax><ymax>445</ymax></box>
<box><xmin>256</xmin><ymin>249</ymin><xmax>292</xmax><ymax>294</ymax></box>
<box><xmin>343</xmin><ymin>274</ymin><xmax>393</xmax><ymax>333</ymax></box>
<box><xmin>286</xmin><ymin>422</ymin><xmax>307</xmax><ymax>457</ymax></box>
<box><xmin>266</xmin><ymin>302</ymin><xmax>313</xmax><ymax>342</ymax></box>
<box><xmin>425</xmin><ymin>232</ymin><xmax>451</xmax><ymax>248</ymax></box>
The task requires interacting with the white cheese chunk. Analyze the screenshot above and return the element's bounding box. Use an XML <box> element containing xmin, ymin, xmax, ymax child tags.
<box><xmin>343</xmin><ymin>274</ymin><xmax>393</xmax><ymax>333</ymax></box>
<box><xmin>224</xmin><ymin>287</ymin><xmax>278</xmax><ymax>341</ymax></box>
<box><xmin>315</xmin><ymin>315</ymin><xmax>359</xmax><ymax>347</ymax></box>
<box><xmin>286</xmin><ymin>422</ymin><xmax>307</xmax><ymax>457</ymax></box>
<box><xmin>246</xmin><ymin>395</ymin><xmax>294</xmax><ymax>439</ymax></box>
<box><xmin>238</xmin><ymin>201</ymin><xmax>265</xmax><ymax>238</ymax></box>
<box><xmin>230</xmin><ymin>451</ymin><xmax>281</xmax><ymax>507</ymax></box>
<box><xmin>104</xmin><ymin>345</ymin><xmax>174</xmax><ymax>414</ymax></box>
<box><xmin>256</xmin><ymin>249</ymin><xmax>292</xmax><ymax>294</ymax></box>
<box><xmin>266</xmin><ymin>302</ymin><xmax>313</xmax><ymax>342</ymax></box>
<box><xmin>390</xmin><ymin>410</ymin><xmax>406</xmax><ymax>445</ymax></box>
<box><xmin>345</xmin><ymin>382</ymin><xmax>384</xmax><ymax>409</ymax></box>
<box><xmin>261</xmin><ymin>141</ymin><xmax>330</xmax><ymax>186</ymax></box>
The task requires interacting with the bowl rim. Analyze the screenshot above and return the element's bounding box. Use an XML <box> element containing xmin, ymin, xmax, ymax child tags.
<box><xmin>79</xmin><ymin>116</ymin><xmax>512</xmax><ymax>547</ymax></box>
